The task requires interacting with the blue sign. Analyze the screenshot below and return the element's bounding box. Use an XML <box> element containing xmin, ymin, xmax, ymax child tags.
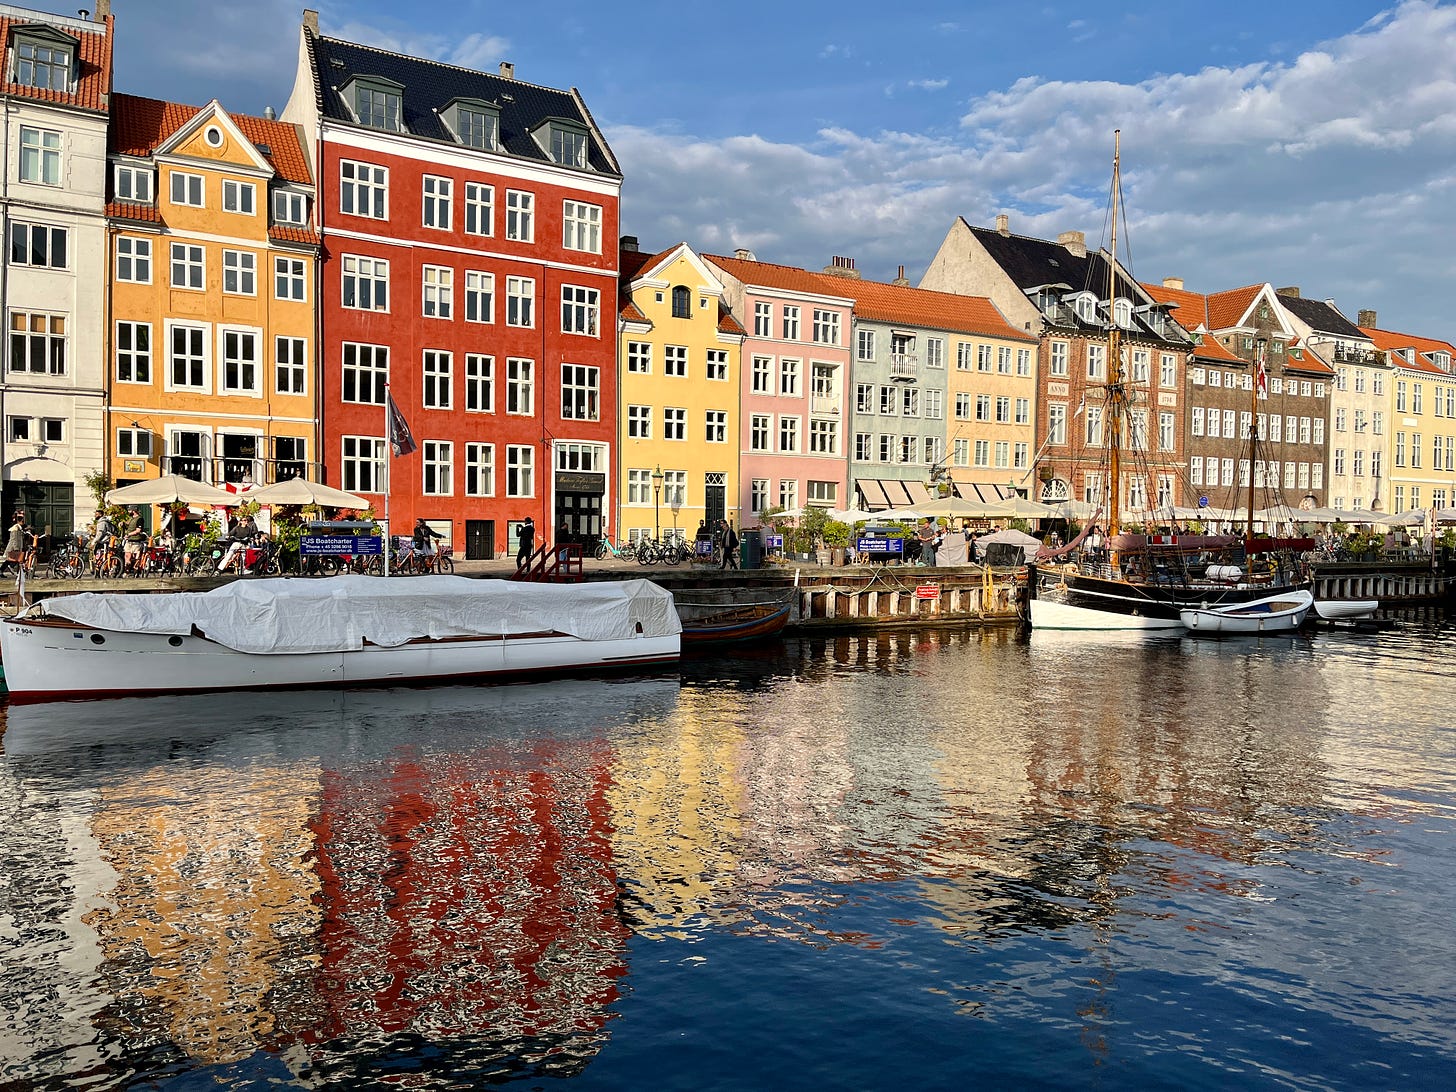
<box><xmin>857</xmin><ymin>536</ymin><xmax>904</xmax><ymax>554</ymax></box>
<box><xmin>301</xmin><ymin>534</ymin><xmax>382</xmax><ymax>556</ymax></box>
<box><xmin>765</xmin><ymin>534</ymin><xmax>784</xmax><ymax>548</ymax></box>
<box><xmin>1198</xmin><ymin>495</ymin><xmax>1210</xmax><ymax>508</ymax></box>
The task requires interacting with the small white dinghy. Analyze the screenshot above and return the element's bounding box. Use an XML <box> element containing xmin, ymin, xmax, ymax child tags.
<box><xmin>1179</xmin><ymin>589</ymin><xmax>1314</xmax><ymax>635</ymax></box>
<box><xmin>1312</xmin><ymin>598</ymin><xmax>1379</xmax><ymax>622</ymax></box>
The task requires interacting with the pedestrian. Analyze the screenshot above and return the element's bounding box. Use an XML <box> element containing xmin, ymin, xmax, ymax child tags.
<box><xmin>4</xmin><ymin>511</ymin><xmax>25</xmax><ymax>565</ymax></box>
<box><xmin>516</xmin><ymin>516</ymin><xmax>535</xmax><ymax>568</ymax></box>
<box><xmin>917</xmin><ymin>517</ymin><xmax>940</xmax><ymax>566</ymax></box>
<box><xmin>719</xmin><ymin>519</ymin><xmax>739</xmax><ymax>569</ymax></box>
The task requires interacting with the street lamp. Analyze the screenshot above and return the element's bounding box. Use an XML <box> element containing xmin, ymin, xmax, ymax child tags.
<box><xmin>651</xmin><ymin>465</ymin><xmax>664</xmax><ymax>541</ymax></box>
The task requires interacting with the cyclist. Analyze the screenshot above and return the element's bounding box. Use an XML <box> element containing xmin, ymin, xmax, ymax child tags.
<box><xmin>217</xmin><ymin>512</ymin><xmax>259</xmax><ymax>573</ymax></box>
<box><xmin>123</xmin><ymin>506</ymin><xmax>148</xmax><ymax>573</ymax></box>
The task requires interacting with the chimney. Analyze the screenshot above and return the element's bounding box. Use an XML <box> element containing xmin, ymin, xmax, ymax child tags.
<box><xmin>995</xmin><ymin>213</ymin><xmax>1009</xmax><ymax>236</ymax></box>
<box><xmin>733</xmin><ymin>248</ymin><xmax>756</xmax><ymax>261</ymax></box>
<box><xmin>302</xmin><ymin>8</ymin><xmax>319</xmax><ymax>34</ymax></box>
<box><xmin>1162</xmin><ymin>275</ymin><xmax>1184</xmax><ymax>291</ymax></box>
<box><xmin>620</xmin><ymin>235</ymin><xmax>639</xmax><ymax>253</ymax></box>
<box><xmin>264</xmin><ymin>105</ymin><xmax>276</xmax><ymax>120</ymax></box>
<box><xmin>1278</xmin><ymin>286</ymin><xmax>1301</xmax><ymax>298</ymax></box>
<box><xmin>1358</xmin><ymin>309</ymin><xmax>1378</xmax><ymax>329</ymax></box>
<box><xmin>1057</xmin><ymin>230</ymin><xmax>1086</xmax><ymax>258</ymax></box>
<box><xmin>92</xmin><ymin>0</ymin><xmax>109</xmax><ymax>20</ymax></box>
<box><xmin>893</xmin><ymin>264</ymin><xmax>910</xmax><ymax>287</ymax></box>
<box><xmin>821</xmin><ymin>255</ymin><xmax>860</xmax><ymax>279</ymax></box>
<box><xmin>499</xmin><ymin>61</ymin><xmax>515</xmax><ymax>79</ymax></box>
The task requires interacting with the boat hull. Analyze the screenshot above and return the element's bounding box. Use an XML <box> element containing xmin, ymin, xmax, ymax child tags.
<box><xmin>0</xmin><ymin>619</ymin><xmax>680</xmax><ymax>703</ymax></box>
<box><xmin>681</xmin><ymin>602</ymin><xmax>791</xmax><ymax>645</ymax></box>
<box><xmin>1030</xmin><ymin>564</ymin><xmax>1311</xmax><ymax>631</ymax></box>
<box><xmin>1029</xmin><ymin>596</ymin><xmax>1186</xmax><ymax>631</ymax></box>
<box><xmin>1312</xmin><ymin>599</ymin><xmax>1379</xmax><ymax>621</ymax></box>
<box><xmin>1179</xmin><ymin>590</ymin><xmax>1314</xmax><ymax>635</ymax></box>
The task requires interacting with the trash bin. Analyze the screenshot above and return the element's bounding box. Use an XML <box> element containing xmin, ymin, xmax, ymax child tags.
<box><xmin>740</xmin><ymin>528</ymin><xmax>763</xmax><ymax>569</ymax></box>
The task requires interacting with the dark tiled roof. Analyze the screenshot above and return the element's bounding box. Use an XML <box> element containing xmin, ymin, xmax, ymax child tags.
<box><xmin>110</xmin><ymin>93</ymin><xmax>313</xmax><ymax>186</ymax></box>
<box><xmin>1276</xmin><ymin>293</ymin><xmax>1364</xmax><ymax>340</ymax></box>
<box><xmin>310</xmin><ymin>33</ymin><xmax>619</xmax><ymax>177</ymax></box>
<box><xmin>0</xmin><ymin>13</ymin><xmax>112</xmax><ymax>114</ymax></box>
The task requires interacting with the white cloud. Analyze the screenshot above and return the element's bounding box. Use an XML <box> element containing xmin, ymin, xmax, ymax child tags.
<box><xmin>907</xmin><ymin>79</ymin><xmax>949</xmax><ymax>92</ymax></box>
<box><xmin>615</xmin><ymin>0</ymin><xmax>1456</xmax><ymax>334</ymax></box>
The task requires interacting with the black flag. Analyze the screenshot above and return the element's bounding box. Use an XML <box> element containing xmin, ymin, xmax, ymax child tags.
<box><xmin>386</xmin><ymin>392</ymin><xmax>417</xmax><ymax>456</ymax></box>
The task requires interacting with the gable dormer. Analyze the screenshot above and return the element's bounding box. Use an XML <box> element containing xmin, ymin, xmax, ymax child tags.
<box><xmin>531</xmin><ymin>116</ymin><xmax>590</xmax><ymax>168</ymax></box>
<box><xmin>1432</xmin><ymin>350</ymin><xmax>1451</xmax><ymax>372</ymax></box>
<box><xmin>1112</xmin><ymin>297</ymin><xmax>1133</xmax><ymax>329</ymax></box>
<box><xmin>8</xmin><ymin>23</ymin><xmax>77</xmax><ymax>93</ymax></box>
<box><xmin>342</xmin><ymin>75</ymin><xmax>404</xmax><ymax>132</ymax></box>
<box><xmin>441</xmin><ymin>97</ymin><xmax>500</xmax><ymax>150</ymax></box>
<box><xmin>1068</xmin><ymin>291</ymin><xmax>1097</xmax><ymax>324</ymax></box>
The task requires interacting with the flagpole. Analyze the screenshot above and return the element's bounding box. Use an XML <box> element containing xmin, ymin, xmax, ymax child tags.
<box><xmin>382</xmin><ymin>384</ymin><xmax>391</xmax><ymax>576</ymax></box>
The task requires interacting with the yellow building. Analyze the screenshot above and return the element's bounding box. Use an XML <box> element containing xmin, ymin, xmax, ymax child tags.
<box><xmin>617</xmin><ymin>240</ymin><xmax>744</xmax><ymax>543</ymax></box>
<box><xmin>106</xmin><ymin>94</ymin><xmax>317</xmax><ymax>518</ymax></box>
<box><xmin>1361</xmin><ymin>323</ymin><xmax>1456</xmax><ymax>513</ymax></box>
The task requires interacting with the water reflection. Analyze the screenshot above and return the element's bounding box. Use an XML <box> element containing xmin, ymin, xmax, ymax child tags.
<box><xmin>2</xmin><ymin>626</ymin><xmax>1454</xmax><ymax>1088</ymax></box>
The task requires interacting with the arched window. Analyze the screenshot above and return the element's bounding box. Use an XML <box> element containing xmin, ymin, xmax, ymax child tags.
<box><xmin>1041</xmin><ymin>478</ymin><xmax>1070</xmax><ymax>503</ymax></box>
<box><xmin>671</xmin><ymin>285</ymin><xmax>691</xmax><ymax>318</ymax></box>
<box><xmin>1113</xmin><ymin>299</ymin><xmax>1132</xmax><ymax>328</ymax></box>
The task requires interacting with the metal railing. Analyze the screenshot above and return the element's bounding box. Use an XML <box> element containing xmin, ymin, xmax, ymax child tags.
<box><xmin>890</xmin><ymin>354</ymin><xmax>918</xmax><ymax>381</ymax></box>
<box><xmin>160</xmin><ymin>456</ymin><xmax>327</xmax><ymax>485</ymax></box>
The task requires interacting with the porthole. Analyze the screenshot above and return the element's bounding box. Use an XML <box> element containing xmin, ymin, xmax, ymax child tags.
<box><xmin>168</xmin><ymin>635</ymin><xmax>183</xmax><ymax>647</ymax></box>
<box><xmin>204</xmin><ymin>125</ymin><xmax>223</xmax><ymax>148</ymax></box>
<box><xmin>90</xmin><ymin>633</ymin><xmax>105</xmax><ymax>645</ymax></box>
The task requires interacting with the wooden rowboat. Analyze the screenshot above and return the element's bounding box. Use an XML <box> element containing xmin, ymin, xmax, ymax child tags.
<box><xmin>680</xmin><ymin>601</ymin><xmax>790</xmax><ymax>646</ymax></box>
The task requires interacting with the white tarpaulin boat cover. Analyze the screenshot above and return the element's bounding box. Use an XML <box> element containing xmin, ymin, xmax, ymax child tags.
<box><xmin>32</xmin><ymin>575</ymin><xmax>681</xmax><ymax>655</ymax></box>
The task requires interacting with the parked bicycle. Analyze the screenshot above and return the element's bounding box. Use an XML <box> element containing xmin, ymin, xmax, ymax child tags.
<box><xmin>1</xmin><ymin>530</ymin><xmax>42</xmax><ymax>578</ymax></box>
<box><xmin>634</xmin><ymin>536</ymin><xmax>688</xmax><ymax>566</ymax></box>
<box><xmin>49</xmin><ymin>532</ymin><xmax>88</xmax><ymax>579</ymax></box>
<box><xmin>594</xmin><ymin>533</ymin><xmax>635</xmax><ymax>561</ymax></box>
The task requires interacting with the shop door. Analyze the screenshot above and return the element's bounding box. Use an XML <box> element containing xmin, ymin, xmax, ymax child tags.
<box><xmin>465</xmin><ymin>519</ymin><xmax>495</xmax><ymax>560</ymax></box>
<box><xmin>555</xmin><ymin>492</ymin><xmax>602</xmax><ymax>552</ymax></box>
<box><xmin>704</xmin><ymin>482</ymin><xmax>726</xmax><ymax>525</ymax></box>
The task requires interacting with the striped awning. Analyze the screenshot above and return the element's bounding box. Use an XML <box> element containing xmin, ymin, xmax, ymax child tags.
<box><xmin>856</xmin><ymin>478</ymin><xmax>935</xmax><ymax>511</ymax></box>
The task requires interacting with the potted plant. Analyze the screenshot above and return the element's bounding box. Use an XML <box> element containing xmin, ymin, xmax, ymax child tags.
<box><xmin>821</xmin><ymin>518</ymin><xmax>852</xmax><ymax>565</ymax></box>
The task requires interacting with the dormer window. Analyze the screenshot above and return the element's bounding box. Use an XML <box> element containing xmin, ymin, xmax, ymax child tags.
<box><xmin>1434</xmin><ymin>351</ymin><xmax>1451</xmax><ymax>372</ymax></box>
<box><xmin>532</xmin><ymin>119</ymin><xmax>590</xmax><ymax>168</ymax></box>
<box><xmin>344</xmin><ymin>76</ymin><xmax>404</xmax><ymax>132</ymax></box>
<box><xmin>444</xmin><ymin>98</ymin><xmax>500</xmax><ymax>150</ymax></box>
<box><xmin>272</xmin><ymin>190</ymin><xmax>309</xmax><ymax>227</ymax></box>
<box><xmin>1112</xmin><ymin>299</ymin><xmax>1132</xmax><ymax>328</ymax></box>
<box><xmin>113</xmin><ymin>164</ymin><xmax>154</xmax><ymax>204</ymax></box>
<box><xmin>12</xmin><ymin>29</ymin><xmax>75</xmax><ymax>92</ymax></box>
<box><xmin>1072</xmin><ymin>294</ymin><xmax>1097</xmax><ymax>324</ymax></box>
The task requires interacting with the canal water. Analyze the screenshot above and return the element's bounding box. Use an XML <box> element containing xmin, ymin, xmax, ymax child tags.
<box><xmin>1</xmin><ymin>620</ymin><xmax>1454</xmax><ymax>1090</ymax></box>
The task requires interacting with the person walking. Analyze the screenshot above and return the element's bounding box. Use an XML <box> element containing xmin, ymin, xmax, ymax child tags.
<box><xmin>719</xmin><ymin>519</ymin><xmax>739</xmax><ymax>569</ymax></box>
<box><xmin>516</xmin><ymin>516</ymin><xmax>536</xmax><ymax>569</ymax></box>
<box><xmin>917</xmin><ymin>518</ymin><xmax>940</xmax><ymax>566</ymax></box>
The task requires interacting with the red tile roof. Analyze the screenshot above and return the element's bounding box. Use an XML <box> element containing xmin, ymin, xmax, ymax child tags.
<box><xmin>1192</xmin><ymin>332</ymin><xmax>1243</xmax><ymax>363</ymax></box>
<box><xmin>1206</xmin><ymin>285</ymin><xmax>1261</xmax><ymax>331</ymax></box>
<box><xmin>1361</xmin><ymin>325</ymin><xmax>1456</xmax><ymax>377</ymax></box>
<box><xmin>706</xmin><ymin>254</ymin><xmax>858</xmax><ymax>300</ymax></box>
<box><xmin>1283</xmin><ymin>337</ymin><xmax>1335</xmax><ymax>376</ymax></box>
<box><xmin>268</xmin><ymin>225</ymin><xmax>320</xmax><ymax>248</ymax></box>
<box><xmin>0</xmin><ymin>13</ymin><xmax>112</xmax><ymax>113</ymax></box>
<box><xmin>105</xmin><ymin>200</ymin><xmax>161</xmax><ymax>224</ymax></box>
<box><xmin>1142</xmin><ymin>281</ymin><xmax>1210</xmax><ymax>329</ymax></box>
<box><xmin>110</xmin><ymin>93</ymin><xmax>313</xmax><ymax>186</ymax></box>
<box><xmin>812</xmin><ymin>272</ymin><xmax>1034</xmax><ymax>342</ymax></box>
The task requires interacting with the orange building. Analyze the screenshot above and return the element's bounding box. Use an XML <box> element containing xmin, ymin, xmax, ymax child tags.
<box><xmin>105</xmin><ymin>94</ymin><xmax>318</xmax><ymax>513</ymax></box>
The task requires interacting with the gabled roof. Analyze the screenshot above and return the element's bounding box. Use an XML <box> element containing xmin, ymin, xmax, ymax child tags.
<box><xmin>110</xmin><ymin>93</ymin><xmax>313</xmax><ymax>186</ymax></box>
<box><xmin>0</xmin><ymin>10</ymin><xmax>112</xmax><ymax>114</ymax></box>
<box><xmin>1276</xmin><ymin>292</ymin><xmax>1365</xmax><ymax>340</ymax></box>
<box><xmin>705</xmin><ymin>253</ymin><xmax>857</xmax><ymax>302</ymax></box>
<box><xmin>1191</xmin><ymin>332</ymin><xmax>1243</xmax><ymax>364</ymax></box>
<box><xmin>1142</xmin><ymin>281</ymin><xmax>1210</xmax><ymax>330</ymax></box>
<box><xmin>308</xmin><ymin>32</ymin><xmax>620</xmax><ymax>177</ymax></box>
<box><xmin>811</xmin><ymin>273</ymin><xmax>1034</xmax><ymax>343</ymax></box>
<box><xmin>1207</xmin><ymin>285</ymin><xmax>1263</xmax><ymax>331</ymax></box>
<box><xmin>1361</xmin><ymin>325</ymin><xmax>1456</xmax><ymax>378</ymax></box>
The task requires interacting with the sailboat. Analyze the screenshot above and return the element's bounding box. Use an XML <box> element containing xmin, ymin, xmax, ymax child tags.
<box><xmin>1027</xmin><ymin>133</ymin><xmax>1312</xmax><ymax>631</ymax></box>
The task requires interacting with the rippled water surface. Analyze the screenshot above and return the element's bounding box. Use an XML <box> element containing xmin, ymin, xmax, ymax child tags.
<box><xmin>2</xmin><ymin>619</ymin><xmax>1455</xmax><ymax>1090</ymax></box>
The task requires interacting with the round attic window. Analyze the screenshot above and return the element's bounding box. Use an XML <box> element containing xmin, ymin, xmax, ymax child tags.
<box><xmin>204</xmin><ymin>125</ymin><xmax>223</xmax><ymax>148</ymax></box>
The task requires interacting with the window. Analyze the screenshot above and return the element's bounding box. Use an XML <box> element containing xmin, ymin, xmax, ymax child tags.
<box><xmin>706</xmin><ymin>349</ymin><xmax>729</xmax><ymax>381</ymax></box>
<box><xmin>754</xmin><ymin>302</ymin><xmax>771</xmax><ymax>337</ymax></box>
<box><xmin>117</xmin><ymin>426</ymin><xmax>153</xmax><ymax>458</ymax></box>
<box><xmin>751</xmin><ymin>356</ymin><xmax>771</xmax><ymax>393</ymax></box>
<box><xmin>506</xmin><ymin>358</ymin><xmax>533</xmax><ymax>415</ymax></box>
<box><xmin>955</xmin><ymin>392</ymin><xmax>971</xmax><ymax>420</ymax></box>
<box><xmin>1087</xmin><ymin>344</ymin><xmax>1106</xmax><ymax>379</ymax></box>
<box><xmin>465</xmin><ymin>354</ymin><xmax>493</xmax><ymax>412</ymax></box>
<box><xmin>779</xmin><ymin>416</ymin><xmax>799</xmax><ymax>452</ymax></box>
<box><xmin>422</xmin><ymin>265</ymin><xmax>454</xmax><ymax>319</ymax></box>
<box><xmin>464</xmin><ymin>271</ymin><xmax>493</xmax><ymax>323</ymax></box>
<box><xmin>18</xmin><ymin>126</ymin><xmax>60</xmax><ymax>186</ymax></box>
<box><xmin>506</xmin><ymin>276</ymin><xmax>534</xmax><ymax>327</ymax></box>
<box><xmin>809</xmin><ymin>419</ymin><xmax>837</xmax><ymax>455</ymax></box>
<box><xmin>670</xmin><ymin>285</ymin><xmax>691</xmax><ymax>318</ymax></box>
<box><xmin>342</xmin><ymin>342</ymin><xmax>388</xmax><ymax>404</ymax></box>
<box><xmin>1160</xmin><ymin>412</ymin><xmax>1175</xmax><ymax>452</ymax></box>
<box><xmin>464</xmin><ymin>182</ymin><xmax>494</xmax><ymax>236</ymax></box>
<box><xmin>998</xmin><ymin>347</ymin><xmax>1013</xmax><ymax>374</ymax></box>
<box><xmin>953</xmin><ymin>437</ymin><xmax>969</xmax><ymax>466</ymax></box>
<box><xmin>548</xmin><ymin>125</ymin><xmax>588</xmax><ymax>167</ymax></box>
<box><xmin>903</xmin><ymin>387</ymin><xmax>920</xmax><ymax>417</ymax></box>
<box><xmin>507</xmin><ymin>446</ymin><xmax>534</xmax><ymax>497</ymax></box>
<box><xmin>1085</xmin><ymin>406</ymin><xmax>1103</xmax><ymax>445</ymax></box>
<box><xmin>750</xmin><ymin>414</ymin><xmax>771</xmax><ymax>451</ymax></box>
<box><xmin>563</xmin><ymin>201</ymin><xmax>602</xmax><ymax>253</ymax></box>
<box><xmin>166</xmin><ymin>323</ymin><xmax>205</xmax><ymax>390</ymax></box>
<box><xmin>10</xmin><ymin>222</ymin><xmax>66</xmax><ymax>268</ymax></box>
<box><xmin>706</xmin><ymin>409</ymin><xmax>728</xmax><ymax>443</ymax></box>
<box><xmin>627</xmin><ymin>404</ymin><xmax>652</xmax><ymax>438</ymax></box>
<box><xmin>974</xmin><ymin>440</ymin><xmax>989</xmax><ymax>467</ymax></box>
<box><xmin>782</xmin><ymin>306</ymin><xmax>800</xmax><ymax>340</ymax></box>
<box><xmin>465</xmin><ymin>443</ymin><xmax>495</xmax><ymax>496</ymax></box>
<box><xmin>170</xmin><ymin>243</ymin><xmax>203</xmax><ymax>289</ymax></box>
<box><xmin>975</xmin><ymin>394</ymin><xmax>991</xmax><ymax>422</ymax></box>
<box><xmin>505</xmin><ymin>190</ymin><xmax>534</xmax><ymax>241</ymax></box>
<box><xmin>627</xmin><ymin>342</ymin><xmax>652</xmax><ymax>374</ymax></box>
<box><xmin>272</xmin><ymin>190</ymin><xmax>307</xmax><ymax>225</ymax></box>
<box><xmin>1014</xmin><ymin>397</ymin><xmax>1029</xmax><ymax>425</ymax></box>
<box><xmin>274</xmin><ymin>256</ymin><xmax>306</xmax><ymax>302</ymax></box>
<box><xmin>858</xmin><ymin>329</ymin><xmax>876</xmax><ymax>361</ymax></box>
<box><xmin>114</xmin><ymin>165</ymin><xmax>154</xmax><ymax>204</ymax></box>
<box><xmin>561</xmin><ymin>364</ymin><xmax>599</xmax><ymax>420</ymax></box>
<box><xmin>340</xmin><ymin>160</ymin><xmax>388</xmax><ymax>219</ymax></box>
<box><xmin>423</xmin><ymin>441</ymin><xmax>453</xmax><ymax>495</ymax></box>
<box><xmin>455</xmin><ymin>104</ymin><xmax>498</xmax><ymax>150</ymax></box>
<box><xmin>354</xmin><ymin>82</ymin><xmax>402</xmax><ymax>131</ymax></box>
<box><xmin>423</xmin><ymin>350</ymin><xmax>452</xmax><ymax>409</ymax></box>
<box><xmin>16</xmin><ymin>38</ymin><xmax>72</xmax><ymax>91</ymax></box>
<box><xmin>995</xmin><ymin>395</ymin><xmax>1010</xmax><ymax>423</ymax></box>
<box><xmin>342</xmin><ymin>436</ymin><xmax>384</xmax><ymax>494</ymax></box>
<box><xmin>115</xmin><ymin>321</ymin><xmax>151</xmax><ymax>383</ymax></box>
<box><xmin>9</xmin><ymin>311</ymin><xmax>65</xmax><ymax>376</ymax></box>
<box><xmin>664</xmin><ymin>407</ymin><xmax>686</xmax><ymax>440</ymax></box>
<box><xmin>221</xmin><ymin>329</ymin><xmax>259</xmax><ymax>394</ymax></box>
<box><xmin>751</xmin><ymin>479</ymin><xmax>770</xmax><ymax>513</ymax></box>
<box><xmin>627</xmin><ymin>468</ymin><xmax>652</xmax><ymax>506</ymax></box>
<box><xmin>222</xmin><ymin>180</ymin><xmax>255</xmax><ymax>215</ymax></box>
<box><xmin>1130</xmin><ymin>349</ymin><xmax>1150</xmax><ymax>383</ymax></box>
<box><xmin>170</xmin><ymin>170</ymin><xmax>203</xmax><ymax>207</ymax></box>
<box><xmin>342</xmin><ymin>254</ymin><xmax>388</xmax><ymax>311</ymax></box>
<box><xmin>1159</xmin><ymin>354</ymin><xmax>1176</xmax><ymax>388</ymax></box>
<box><xmin>222</xmin><ymin>250</ymin><xmax>255</xmax><ymax>295</ymax></box>
<box><xmin>664</xmin><ymin>344</ymin><xmax>687</xmax><ymax>377</ymax></box>
<box><xmin>275</xmin><ymin>336</ymin><xmax>306</xmax><ymax>394</ymax></box>
<box><xmin>561</xmin><ymin>285</ymin><xmax>600</xmax><ymax>336</ymax></box>
<box><xmin>927</xmin><ymin>338</ymin><xmax>945</xmax><ymax>369</ymax></box>
<box><xmin>780</xmin><ymin>358</ymin><xmax>800</xmax><ymax>396</ymax></box>
<box><xmin>927</xmin><ymin>389</ymin><xmax>946</xmax><ymax>420</ymax></box>
<box><xmin>812</xmin><ymin>309</ymin><xmax>840</xmax><ymax>345</ymax></box>
<box><xmin>422</xmin><ymin>176</ymin><xmax>452</xmax><ymax>230</ymax></box>
<box><xmin>779</xmin><ymin>480</ymin><xmax>798</xmax><ymax>511</ymax></box>
<box><xmin>1192</xmin><ymin>407</ymin><xmax>1205</xmax><ymax>436</ymax></box>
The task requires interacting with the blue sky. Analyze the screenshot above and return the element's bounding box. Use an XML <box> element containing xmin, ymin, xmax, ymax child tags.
<box><xmin>107</xmin><ymin>1</ymin><xmax>1456</xmax><ymax>337</ymax></box>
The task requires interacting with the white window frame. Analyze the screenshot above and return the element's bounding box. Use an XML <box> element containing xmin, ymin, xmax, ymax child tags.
<box><xmin>562</xmin><ymin>200</ymin><xmax>602</xmax><ymax>253</ymax></box>
<box><xmin>274</xmin><ymin>256</ymin><xmax>306</xmax><ymax>302</ymax></box>
<box><xmin>465</xmin><ymin>353</ymin><xmax>494</xmax><ymax>413</ymax></box>
<box><xmin>18</xmin><ymin>126</ymin><xmax>61</xmax><ymax>187</ymax></box>
<box><xmin>464</xmin><ymin>270</ymin><xmax>494</xmax><ymax>323</ymax></box>
<box><xmin>275</xmin><ymin>335</ymin><xmax>306</xmax><ymax>395</ymax></box>
<box><xmin>222</xmin><ymin>249</ymin><xmax>256</xmax><ymax>296</ymax></box>
<box><xmin>505</xmin><ymin>189</ymin><xmax>534</xmax><ymax>242</ymax></box>
<box><xmin>116</xmin><ymin>236</ymin><xmax>151</xmax><ymax>284</ymax></box>
<box><xmin>342</xmin><ymin>254</ymin><xmax>389</xmax><ymax>312</ymax></box>
<box><xmin>115</xmin><ymin>320</ymin><xmax>152</xmax><ymax>385</ymax></box>
<box><xmin>506</xmin><ymin>276</ymin><xmax>535</xmax><ymax>327</ymax></box>
<box><xmin>422</xmin><ymin>175</ymin><xmax>452</xmax><ymax>230</ymax></box>
<box><xmin>339</xmin><ymin>160</ymin><xmax>388</xmax><ymax>220</ymax></box>
<box><xmin>170</xmin><ymin>242</ymin><xmax>204</xmax><ymax>290</ymax></box>
<box><xmin>423</xmin><ymin>440</ymin><xmax>453</xmax><ymax>496</ymax></box>
<box><xmin>222</xmin><ymin>179</ymin><xmax>255</xmax><ymax>215</ymax></box>
<box><xmin>464</xmin><ymin>182</ymin><xmax>493</xmax><ymax>236</ymax></box>
<box><xmin>423</xmin><ymin>349</ymin><xmax>453</xmax><ymax>409</ymax></box>
<box><xmin>465</xmin><ymin>442</ymin><xmax>495</xmax><ymax>496</ymax></box>
<box><xmin>422</xmin><ymin>265</ymin><xmax>454</xmax><ymax>319</ymax></box>
<box><xmin>169</xmin><ymin>170</ymin><xmax>204</xmax><ymax>207</ymax></box>
<box><xmin>219</xmin><ymin>326</ymin><xmax>261</xmax><ymax>396</ymax></box>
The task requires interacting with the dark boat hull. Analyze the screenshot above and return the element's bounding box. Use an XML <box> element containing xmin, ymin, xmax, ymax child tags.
<box><xmin>1031</xmin><ymin>564</ymin><xmax>1311</xmax><ymax>629</ymax></box>
<box><xmin>681</xmin><ymin>602</ymin><xmax>790</xmax><ymax>646</ymax></box>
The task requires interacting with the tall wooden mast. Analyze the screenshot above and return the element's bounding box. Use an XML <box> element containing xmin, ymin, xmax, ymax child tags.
<box><xmin>1106</xmin><ymin>131</ymin><xmax>1123</xmax><ymax>538</ymax></box>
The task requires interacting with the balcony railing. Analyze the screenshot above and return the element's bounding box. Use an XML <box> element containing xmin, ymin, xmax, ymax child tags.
<box><xmin>1333</xmin><ymin>346</ymin><xmax>1386</xmax><ymax>366</ymax></box>
<box><xmin>810</xmin><ymin>394</ymin><xmax>839</xmax><ymax>415</ymax></box>
<box><xmin>160</xmin><ymin>456</ymin><xmax>327</xmax><ymax>485</ymax></box>
<box><xmin>890</xmin><ymin>353</ymin><xmax>918</xmax><ymax>381</ymax></box>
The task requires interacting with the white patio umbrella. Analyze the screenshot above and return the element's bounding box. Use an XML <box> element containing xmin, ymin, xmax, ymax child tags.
<box><xmin>1373</xmin><ymin>509</ymin><xmax>1428</xmax><ymax>527</ymax></box>
<box><xmin>916</xmin><ymin>495</ymin><xmax>1010</xmax><ymax>518</ymax></box>
<box><xmin>875</xmin><ymin>505</ymin><xmax>928</xmax><ymax>521</ymax></box>
<box><xmin>827</xmin><ymin>507</ymin><xmax>875</xmax><ymax>523</ymax></box>
<box><xmin>245</xmin><ymin>478</ymin><xmax>370</xmax><ymax>509</ymax></box>
<box><xmin>985</xmin><ymin>496</ymin><xmax>1061</xmax><ymax>520</ymax></box>
<box><xmin>105</xmin><ymin>474</ymin><xmax>242</xmax><ymax>507</ymax></box>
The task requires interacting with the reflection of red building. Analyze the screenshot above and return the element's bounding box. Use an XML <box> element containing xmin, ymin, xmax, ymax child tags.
<box><xmin>305</xmin><ymin>740</ymin><xmax>629</xmax><ymax>1049</ymax></box>
<box><xmin>283</xmin><ymin>12</ymin><xmax>621</xmax><ymax>558</ymax></box>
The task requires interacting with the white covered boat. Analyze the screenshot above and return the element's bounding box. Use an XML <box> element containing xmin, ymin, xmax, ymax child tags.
<box><xmin>1312</xmin><ymin>598</ymin><xmax>1379</xmax><ymax>622</ymax></box>
<box><xmin>0</xmin><ymin>575</ymin><xmax>681</xmax><ymax>703</ymax></box>
<box><xmin>1178</xmin><ymin>589</ymin><xmax>1314</xmax><ymax>635</ymax></box>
